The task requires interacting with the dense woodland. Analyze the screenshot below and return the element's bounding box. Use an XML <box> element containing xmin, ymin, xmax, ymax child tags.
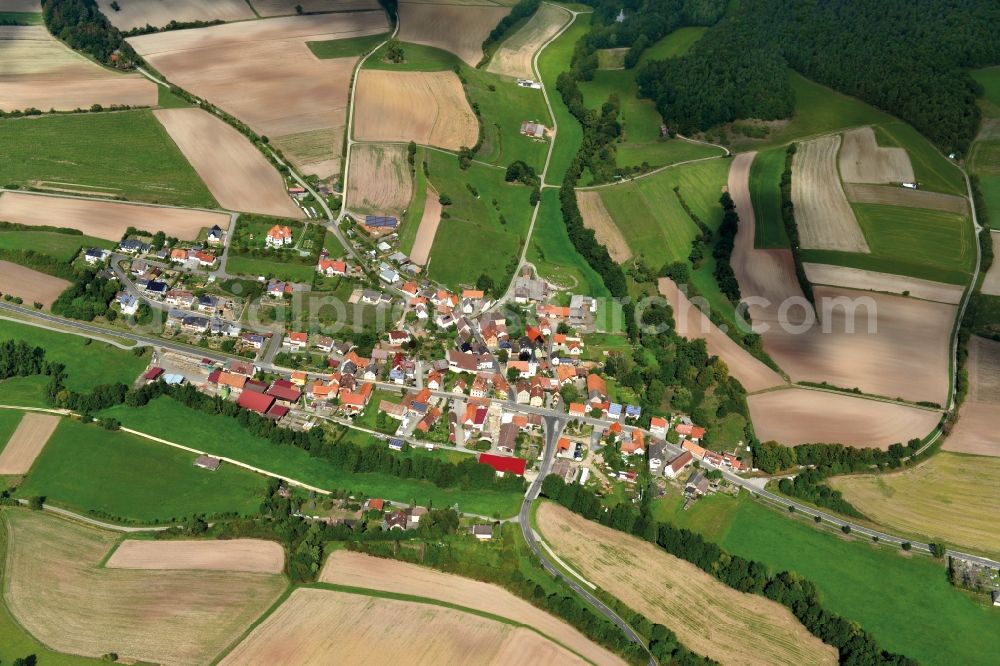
<box><xmin>41</xmin><ymin>0</ymin><xmax>134</xmax><ymax>66</ymax></box>
<box><xmin>540</xmin><ymin>476</ymin><xmax>917</xmax><ymax>666</ymax></box>
<box><xmin>635</xmin><ymin>0</ymin><xmax>1000</xmax><ymax>152</ymax></box>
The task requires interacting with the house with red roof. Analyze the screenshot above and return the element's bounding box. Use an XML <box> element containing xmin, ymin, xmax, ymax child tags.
<box><xmin>675</xmin><ymin>423</ymin><xmax>706</xmax><ymax>441</ymax></box>
<box><xmin>568</xmin><ymin>402</ymin><xmax>586</xmax><ymax>418</ymax></box>
<box><xmin>341</xmin><ymin>382</ymin><xmax>374</xmax><ymax>414</ymax></box>
<box><xmin>650</xmin><ymin>416</ymin><xmax>668</xmax><ymax>438</ymax></box>
<box><xmin>267</xmin><ymin>379</ymin><xmax>302</xmax><ymax>404</ymax></box>
<box><xmin>586</xmin><ymin>374</ymin><xmax>607</xmax><ymax>404</ymax></box>
<box><xmin>266</xmin><ymin>224</ymin><xmax>293</xmax><ymax>248</ymax></box>
<box><xmin>237</xmin><ymin>390</ymin><xmax>275</xmax><ymax>415</ymax></box>
<box><xmin>556</xmin><ymin>437</ymin><xmax>572</xmax><ymax>457</ymax></box>
<box><xmin>478</xmin><ymin>453</ymin><xmax>527</xmax><ymax>477</ymax></box>
<box><xmin>621</xmin><ymin>429</ymin><xmax>645</xmax><ymax>456</ymax></box>
<box><xmin>665</xmin><ymin>451</ymin><xmax>694</xmax><ymax>478</ymax></box>
<box><xmin>284</xmin><ymin>331</ymin><xmax>308</xmax><ymax>349</ymax></box>
<box><xmin>317</xmin><ymin>258</ymin><xmax>347</xmax><ymax>276</ymax></box>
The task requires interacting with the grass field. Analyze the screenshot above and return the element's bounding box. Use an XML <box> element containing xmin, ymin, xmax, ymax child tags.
<box><xmin>0</xmin><ymin>111</ymin><xmax>216</xmax><ymax>208</ymax></box>
<box><xmin>972</xmin><ymin>66</ymin><xmax>1000</xmax><ymax>116</ymax></box>
<box><xmin>225</xmin><ymin>255</ymin><xmax>317</xmax><ymax>282</ymax></box>
<box><xmin>526</xmin><ymin>189</ymin><xmax>609</xmax><ymax>295</ymax></box>
<box><xmin>399</xmin><ymin>147</ymin><xmax>428</xmax><ymax>255</ymax></box>
<box><xmin>0</xmin><ymin>410</ymin><xmax>25</xmax><ymax>450</ymax></box>
<box><xmin>0</xmin><ymin>11</ymin><xmax>42</xmax><ymax>24</ymax></box>
<box><xmin>0</xmin><ymin>319</ymin><xmax>148</xmax><ymax>393</ymax></box>
<box><xmin>748</xmin><ymin>146</ymin><xmax>789</xmax><ymax>248</ymax></box>
<box><xmin>537</xmin><ymin>13</ymin><xmax>590</xmax><ymax>184</ymax></box>
<box><xmin>799</xmin><ymin>203</ymin><xmax>974</xmax><ymax>285</ymax></box>
<box><xmin>424</xmin><ymin>151</ymin><xmax>533</xmax><ymax>289</ymax></box>
<box><xmin>99</xmin><ymin>397</ymin><xmax>523</xmax><ymax>517</ymax></box>
<box><xmin>14</xmin><ymin>419</ymin><xmax>268</xmax><ymax>522</ymax></box>
<box><xmin>640</xmin><ymin>26</ymin><xmax>706</xmax><ymax>62</ymax></box>
<box><xmin>874</xmin><ymin>121</ymin><xmax>966</xmax><ymax>196</ymax></box>
<box><xmin>827</xmin><ymin>453</ymin><xmax>1000</xmax><ymax>557</ymax></box>
<box><xmin>308</xmin><ymin>32</ymin><xmax>389</xmax><ymax>59</ymax></box>
<box><xmin>0</xmin><ymin>229</ymin><xmax>115</xmax><ymax>261</ymax></box>
<box><xmin>660</xmin><ymin>492</ymin><xmax>1000</xmax><ymax>666</ymax></box>
<box><xmin>0</xmin><ymin>376</ymin><xmax>50</xmax><ymax>409</ymax></box>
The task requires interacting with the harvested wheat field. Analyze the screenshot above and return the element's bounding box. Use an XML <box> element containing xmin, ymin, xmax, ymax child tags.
<box><xmin>943</xmin><ymin>336</ymin><xmax>1000</xmax><ymax>456</ymax></box>
<box><xmin>96</xmin><ymin>0</ymin><xmax>255</xmax><ymax>31</ymax></box>
<box><xmin>839</xmin><ymin>126</ymin><xmax>914</xmax><ymax>184</ymax></box>
<box><xmin>829</xmin><ymin>452</ymin><xmax>1000</xmax><ymax>556</ymax></box>
<box><xmin>220</xmin><ymin>588</ymin><xmax>584</xmax><ymax>666</ymax></box>
<box><xmin>346</xmin><ymin>143</ymin><xmax>412</xmax><ymax>217</ymax></box>
<box><xmin>2</xmin><ymin>509</ymin><xmax>285</xmax><ymax>665</ymax></box>
<box><xmin>980</xmin><ymin>233</ymin><xmax>1000</xmax><ymax>296</ymax></box>
<box><xmin>154</xmin><ymin>108</ymin><xmax>302</xmax><ymax>218</ymax></box>
<box><xmin>130</xmin><ymin>12</ymin><xmax>388</xmax><ymax>177</ymax></box>
<box><xmin>320</xmin><ymin>550</ymin><xmax>623</xmax><ymax>666</ymax></box>
<box><xmin>658</xmin><ymin>278</ymin><xmax>784</xmax><ymax>392</ymax></box>
<box><xmin>803</xmin><ymin>262</ymin><xmax>964</xmax><ymax>304</ymax></box>
<box><xmin>252</xmin><ymin>0</ymin><xmax>381</xmax><ymax>15</ymax></box>
<box><xmin>354</xmin><ymin>70</ymin><xmax>478</xmax><ymax>149</ymax></box>
<box><xmin>843</xmin><ymin>183</ymin><xmax>969</xmax><ymax>215</ymax></box>
<box><xmin>410</xmin><ymin>186</ymin><xmax>442</xmax><ymax>265</ymax></box>
<box><xmin>398</xmin><ymin>1</ymin><xmax>510</xmax><ymax>65</ymax></box>
<box><xmin>0</xmin><ymin>261</ymin><xmax>70</xmax><ymax>309</ymax></box>
<box><xmin>0</xmin><ymin>25</ymin><xmax>155</xmax><ymax>111</ymax></box>
<box><xmin>792</xmin><ymin>135</ymin><xmax>868</xmax><ymax>252</ymax></box>
<box><xmin>730</xmin><ymin>153</ymin><xmax>954</xmax><ymax>405</ymax></box>
<box><xmin>0</xmin><ymin>192</ymin><xmax>229</xmax><ymax>241</ymax></box>
<box><xmin>537</xmin><ymin>503</ymin><xmax>837</xmax><ymax>666</ymax></box>
<box><xmin>0</xmin><ymin>1</ymin><xmax>39</xmax><ymax>11</ymax></box>
<box><xmin>486</xmin><ymin>2</ymin><xmax>569</xmax><ymax>79</ymax></box>
<box><xmin>747</xmin><ymin>388</ymin><xmax>942</xmax><ymax>448</ymax></box>
<box><xmin>0</xmin><ymin>412</ymin><xmax>59</xmax><ymax>475</ymax></box>
<box><xmin>576</xmin><ymin>191</ymin><xmax>632</xmax><ymax>262</ymax></box>
<box><xmin>106</xmin><ymin>539</ymin><xmax>285</xmax><ymax>573</ymax></box>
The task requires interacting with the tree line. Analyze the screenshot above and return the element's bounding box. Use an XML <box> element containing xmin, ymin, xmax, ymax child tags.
<box><xmin>634</xmin><ymin>0</ymin><xmax>1000</xmax><ymax>153</ymax></box>
<box><xmin>779</xmin><ymin>144</ymin><xmax>814</xmax><ymax>304</ymax></box>
<box><xmin>712</xmin><ymin>192</ymin><xmax>741</xmax><ymax>304</ymax></box>
<box><xmin>540</xmin><ymin>474</ymin><xmax>917</xmax><ymax>666</ymax></box>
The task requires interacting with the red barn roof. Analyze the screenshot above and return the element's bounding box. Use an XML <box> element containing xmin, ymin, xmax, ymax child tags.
<box><xmin>142</xmin><ymin>367</ymin><xmax>164</xmax><ymax>381</ymax></box>
<box><xmin>266</xmin><ymin>379</ymin><xmax>301</xmax><ymax>403</ymax></box>
<box><xmin>478</xmin><ymin>453</ymin><xmax>527</xmax><ymax>476</ymax></box>
<box><xmin>237</xmin><ymin>390</ymin><xmax>275</xmax><ymax>415</ymax></box>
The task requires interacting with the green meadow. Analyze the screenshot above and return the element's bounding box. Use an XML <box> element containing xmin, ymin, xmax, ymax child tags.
<box><xmin>748</xmin><ymin>146</ymin><xmax>789</xmax><ymax>248</ymax></box>
<box><xmin>308</xmin><ymin>33</ymin><xmax>390</xmax><ymax>59</ymax></box>
<box><xmin>0</xmin><ymin>230</ymin><xmax>114</xmax><ymax>261</ymax></box>
<box><xmin>0</xmin><ymin>111</ymin><xmax>216</xmax><ymax>208</ymax></box>
<box><xmin>225</xmin><ymin>255</ymin><xmax>317</xmax><ymax>283</ymax></box>
<box><xmin>15</xmin><ymin>419</ymin><xmax>267</xmax><ymax>522</ymax></box>
<box><xmin>526</xmin><ymin>188</ymin><xmax>609</xmax><ymax>296</ymax></box>
<box><xmin>538</xmin><ymin>13</ymin><xmax>591</xmax><ymax>183</ymax></box>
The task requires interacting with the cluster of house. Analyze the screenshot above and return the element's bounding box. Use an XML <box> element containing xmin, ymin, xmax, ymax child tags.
<box><xmin>169</xmin><ymin>247</ymin><xmax>218</xmax><ymax>269</ymax></box>
<box><xmin>202</xmin><ymin>359</ymin><xmax>298</xmax><ymax>421</ymax></box>
<box><xmin>362</xmin><ymin>498</ymin><xmax>428</xmax><ymax>531</ymax></box>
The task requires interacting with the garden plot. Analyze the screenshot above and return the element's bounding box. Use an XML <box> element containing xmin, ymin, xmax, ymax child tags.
<box><xmin>576</xmin><ymin>191</ymin><xmax>632</xmax><ymax>262</ymax></box>
<box><xmin>792</xmin><ymin>135</ymin><xmax>868</xmax><ymax>252</ymax></box>
<box><xmin>943</xmin><ymin>335</ymin><xmax>1000</xmax><ymax>456</ymax></box>
<box><xmin>486</xmin><ymin>2</ymin><xmax>570</xmax><ymax>80</ymax></box>
<box><xmin>96</xmin><ymin>0</ymin><xmax>255</xmax><ymax>30</ymax></box>
<box><xmin>346</xmin><ymin>143</ymin><xmax>412</xmax><ymax>217</ymax></box>
<box><xmin>838</xmin><ymin>126</ymin><xmax>914</xmax><ymax>184</ymax></box>
<box><xmin>0</xmin><ymin>262</ymin><xmax>70</xmax><ymax>309</ymax></box>
<box><xmin>0</xmin><ymin>412</ymin><xmax>59</xmax><ymax>475</ymax></box>
<box><xmin>398</xmin><ymin>1</ymin><xmax>511</xmax><ymax>65</ymax></box>
<box><xmin>106</xmin><ymin>539</ymin><xmax>284</xmax><ymax>573</ymax></box>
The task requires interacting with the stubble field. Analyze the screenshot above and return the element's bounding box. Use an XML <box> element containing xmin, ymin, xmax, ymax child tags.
<box><xmin>802</xmin><ymin>263</ymin><xmax>964</xmax><ymax>304</ymax></box>
<box><xmin>576</xmin><ymin>191</ymin><xmax>632</xmax><ymax>262</ymax></box>
<box><xmin>943</xmin><ymin>335</ymin><xmax>1000</xmax><ymax>456</ymax></box>
<box><xmin>536</xmin><ymin>503</ymin><xmax>838</xmax><ymax>666</ymax></box>
<box><xmin>252</xmin><ymin>0</ymin><xmax>381</xmax><ymax>15</ymax></box>
<box><xmin>791</xmin><ymin>135</ymin><xmax>868</xmax><ymax>252</ymax></box>
<box><xmin>220</xmin><ymin>587</ymin><xmax>584</xmax><ymax>666</ymax></box>
<box><xmin>0</xmin><ymin>25</ymin><xmax>156</xmax><ymax>111</ymax></box>
<box><xmin>353</xmin><ymin>69</ymin><xmax>479</xmax><ymax>149</ymax></box>
<box><xmin>0</xmin><ymin>192</ymin><xmax>230</xmax><ymax>241</ymax></box>
<box><xmin>2</xmin><ymin>509</ymin><xmax>285</xmax><ymax>665</ymax></box>
<box><xmin>397</xmin><ymin>1</ymin><xmax>511</xmax><ymax>65</ymax></box>
<box><xmin>843</xmin><ymin>183</ymin><xmax>968</xmax><ymax>215</ymax></box>
<box><xmin>154</xmin><ymin>108</ymin><xmax>302</xmax><ymax>218</ymax></box>
<box><xmin>106</xmin><ymin>539</ymin><xmax>285</xmax><ymax>573</ymax></box>
<box><xmin>838</xmin><ymin>126</ymin><xmax>915</xmax><ymax>184</ymax></box>
<box><xmin>320</xmin><ymin>549</ymin><xmax>623</xmax><ymax>666</ymax></box>
<box><xmin>486</xmin><ymin>2</ymin><xmax>569</xmax><ymax>80</ymax></box>
<box><xmin>0</xmin><ymin>262</ymin><xmax>70</xmax><ymax>309</ymax></box>
<box><xmin>346</xmin><ymin>143</ymin><xmax>413</xmax><ymax>217</ymax></box>
<box><xmin>828</xmin><ymin>452</ymin><xmax>1000</xmax><ymax>556</ymax></box>
<box><xmin>0</xmin><ymin>412</ymin><xmax>59</xmax><ymax>475</ymax></box>
<box><xmin>96</xmin><ymin>0</ymin><xmax>255</xmax><ymax>30</ymax></box>
<box><xmin>409</xmin><ymin>185</ymin><xmax>442</xmax><ymax>266</ymax></box>
<box><xmin>747</xmin><ymin>388</ymin><xmax>942</xmax><ymax>447</ymax></box>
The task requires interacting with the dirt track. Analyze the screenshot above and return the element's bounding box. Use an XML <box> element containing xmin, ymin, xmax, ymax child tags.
<box><xmin>398</xmin><ymin>1</ymin><xmax>511</xmax><ymax>65</ymax></box>
<box><xmin>0</xmin><ymin>262</ymin><xmax>70</xmax><ymax>309</ymax></box>
<box><xmin>839</xmin><ymin>126</ymin><xmax>914</xmax><ymax>184</ymax></box>
<box><xmin>486</xmin><ymin>2</ymin><xmax>569</xmax><ymax>79</ymax></box>
<box><xmin>943</xmin><ymin>336</ymin><xmax>1000</xmax><ymax>456</ymax></box>
<box><xmin>354</xmin><ymin>70</ymin><xmax>479</xmax><ymax>149</ymax></box>
<box><xmin>981</xmin><ymin>232</ymin><xmax>1000</xmax><ymax>296</ymax></box>
<box><xmin>0</xmin><ymin>412</ymin><xmax>59</xmax><ymax>475</ymax></box>
<box><xmin>106</xmin><ymin>539</ymin><xmax>285</xmax><ymax>573</ymax></box>
<box><xmin>748</xmin><ymin>388</ymin><xmax>942</xmax><ymax>447</ymax></box>
<box><xmin>319</xmin><ymin>550</ymin><xmax>623</xmax><ymax>666</ymax></box>
<box><xmin>576</xmin><ymin>191</ymin><xmax>632</xmax><ymax>262</ymax></box>
<box><xmin>657</xmin><ymin>278</ymin><xmax>784</xmax><ymax>392</ymax></box>
<box><xmin>803</xmin><ymin>263</ymin><xmax>964</xmax><ymax>304</ymax></box>
<box><xmin>97</xmin><ymin>0</ymin><xmax>255</xmax><ymax>30</ymax></box>
<box><xmin>792</xmin><ymin>135</ymin><xmax>869</xmax><ymax>252</ymax></box>
<box><xmin>409</xmin><ymin>186</ymin><xmax>442</xmax><ymax>266</ymax></box>
<box><xmin>346</xmin><ymin>143</ymin><xmax>412</xmax><ymax>217</ymax></box>
<box><xmin>843</xmin><ymin>183</ymin><xmax>968</xmax><ymax>215</ymax></box>
<box><xmin>0</xmin><ymin>191</ymin><xmax>230</xmax><ymax>241</ymax></box>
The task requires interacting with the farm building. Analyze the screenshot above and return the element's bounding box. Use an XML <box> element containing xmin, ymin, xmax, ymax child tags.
<box><xmin>519</xmin><ymin>121</ymin><xmax>547</xmax><ymax>139</ymax></box>
<box><xmin>237</xmin><ymin>390</ymin><xmax>275</xmax><ymax>415</ymax></box>
<box><xmin>477</xmin><ymin>453</ymin><xmax>527</xmax><ymax>477</ymax></box>
<box><xmin>363</xmin><ymin>215</ymin><xmax>399</xmax><ymax>234</ymax></box>
<box><xmin>194</xmin><ymin>455</ymin><xmax>222</xmax><ymax>471</ymax></box>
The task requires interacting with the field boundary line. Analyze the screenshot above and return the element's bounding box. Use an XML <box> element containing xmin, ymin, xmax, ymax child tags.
<box><xmin>306</xmin><ymin>581</ymin><xmax>604</xmax><ymax>666</ymax></box>
<box><xmin>210</xmin><ymin>582</ymin><xmax>295</xmax><ymax>666</ymax></box>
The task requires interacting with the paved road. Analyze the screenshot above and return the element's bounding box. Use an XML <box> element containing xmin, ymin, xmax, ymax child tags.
<box><xmin>519</xmin><ymin>416</ymin><xmax>653</xmax><ymax>661</ymax></box>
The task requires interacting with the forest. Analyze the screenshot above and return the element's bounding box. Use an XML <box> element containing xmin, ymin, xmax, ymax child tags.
<box><xmin>635</xmin><ymin>0</ymin><xmax>1000</xmax><ymax>152</ymax></box>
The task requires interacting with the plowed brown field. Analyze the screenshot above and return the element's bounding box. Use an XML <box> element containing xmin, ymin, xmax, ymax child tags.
<box><xmin>536</xmin><ymin>503</ymin><xmax>837</xmax><ymax>666</ymax></box>
<box><xmin>398</xmin><ymin>1</ymin><xmax>511</xmax><ymax>65</ymax></box>
<box><xmin>97</xmin><ymin>0</ymin><xmax>255</xmax><ymax>30</ymax></box>
<box><xmin>839</xmin><ymin>126</ymin><xmax>914</xmax><ymax>184</ymax></box>
<box><xmin>0</xmin><ymin>262</ymin><xmax>70</xmax><ymax>309</ymax></box>
<box><xmin>803</xmin><ymin>263</ymin><xmax>964</xmax><ymax>304</ymax></box>
<box><xmin>106</xmin><ymin>539</ymin><xmax>285</xmax><ymax>573</ymax></box>
<box><xmin>577</xmin><ymin>191</ymin><xmax>631</xmax><ymax>262</ymax></box>
<box><xmin>2</xmin><ymin>510</ymin><xmax>285</xmax><ymax>666</ymax></box>
<box><xmin>0</xmin><ymin>25</ymin><xmax>155</xmax><ymax>111</ymax></box>
<box><xmin>346</xmin><ymin>143</ymin><xmax>412</xmax><ymax>217</ymax></box>
<box><xmin>486</xmin><ymin>2</ymin><xmax>569</xmax><ymax>79</ymax></box>
<box><xmin>252</xmin><ymin>0</ymin><xmax>380</xmax><ymax>16</ymax></box>
<box><xmin>219</xmin><ymin>588</ymin><xmax>586</xmax><ymax>666</ymax></box>
<box><xmin>843</xmin><ymin>183</ymin><xmax>968</xmax><ymax>215</ymax></box>
<box><xmin>409</xmin><ymin>185</ymin><xmax>441</xmax><ymax>265</ymax></box>
<box><xmin>154</xmin><ymin>108</ymin><xmax>302</xmax><ymax>218</ymax></box>
<box><xmin>354</xmin><ymin>69</ymin><xmax>478</xmax><ymax>149</ymax></box>
<box><xmin>747</xmin><ymin>388</ymin><xmax>942</xmax><ymax>447</ymax></box>
<box><xmin>792</xmin><ymin>135</ymin><xmax>868</xmax><ymax>252</ymax></box>
<box><xmin>981</xmin><ymin>232</ymin><xmax>1000</xmax><ymax>296</ymax></box>
<box><xmin>0</xmin><ymin>191</ymin><xmax>230</xmax><ymax>241</ymax></box>
<box><xmin>0</xmin><ymin>412</ymin><xmax>59</xmax><ymax>475</ymax></box>
<box><xmin>319</xmin><ymin>550</ymin><xmax>624</xmax><ymax>666</ymax></box>
<box><xmin>943</xmin><ymin>335</ymin><xmax>1000</xmax><ymax>456</ymax></box>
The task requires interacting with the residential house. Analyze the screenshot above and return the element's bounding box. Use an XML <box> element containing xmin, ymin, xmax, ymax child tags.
<box><xmin>470</xmin><ymin>374</ymin><xmax>489</xmax><ymax>398</ymax></box>
<box><xmin>266</xmin><ymin>224</ymin><xmax>293</xmax><ymax>248</ymax></box>
<box><xmin>117</xmin><ymin>293</ymin><xmax>139</xmax><ymax>316</ymax></box>
<box><xmin>426</xmin><ymin>370</ymin><xmax>443</xmax><ymax>391</ymax></box>
<box><xmin>181</xmin><ymin>315</ymin><xmax>210</xmax><ymax>334</ymax></box>
<box><xmin>556</xmin><ymin>437</ymin><xmax>572</xmax><ymax>458</ymax></box>
<box><xmin>586</xmin><ymin>374</ymin><xmax>607</xmax><ymax>404</ymax></box>
<box><xmin>650</xmin><ymin>417</ymin><xmax>668</xmax><ymax>438</ymax></box>
<box><xmin>382</xmin><ymin>509</ymin><xmax>408</xmax><ymax>531</ymax></box>
<box><xmin>469</xmin><ymin>525</ymin><xmax>493</xmax><ymax>540</ymax></box>
<box><xmin>676</xmin><ymin>423</ymin><xmax>706</xmax><ymax>442</ymax></box>
<box><xmin>118</xmin><ymin>239</ymin><xmax>148</xmax><ymax>254</ymax></box>
<box><xmin>621</xmin><ymin>429</ymin><xmax>645</xmax><ymax>456</ymax></box>
<box><xmin>625</xmin><ymin>404</ymin><xmax>641</xmax><ymax>421</ymax></box>
<box><xmin>568</xmin><ymin>402</ymin><xmax>586</xmax><ymax>418</ymax></box>
<box><xmin>316</xmin><ymin>258</ymin><xmax>347</xmax><ymax>277</ymax></box>
<box><xmin>267</xmin><ymin>280</ymin><xmax>293</xmax><ymax>299</ymax></box>
<box><xmin>84</xmin><ymin>248</ymin><xmax>109</xmax><ymax>264</ymax></box>
<box><xmin>685</xmin><ymin>472</ymin><xmax>709</xmax><ymax>497</ymax></box>
<box><xmin>387</xmin><ymin>330</ymin><xmax>410</xmax><ymax>346</ymax></box>
<box><xmin>664</xmin><ymin>451</ymin><xmax>693</xmax><ymax>478</ymax></box>
<box><xmin>170</xmin><ymin>248</ymin><xmax>189</xmax><ymax>263</ymax></box>
<box><xmin>206</xmin><ymin>225</ymin><xmax>225</xmax><ymax>245</ymax></box>
<box><xmin>515</xmin><ymin>380</ymin><xmax>531</xmax><ymax>404</ymax></box>
<box><xmin>284</xmin><ymin>331</ymin><xmax>308</xmax><ymax>349</ymax></box>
